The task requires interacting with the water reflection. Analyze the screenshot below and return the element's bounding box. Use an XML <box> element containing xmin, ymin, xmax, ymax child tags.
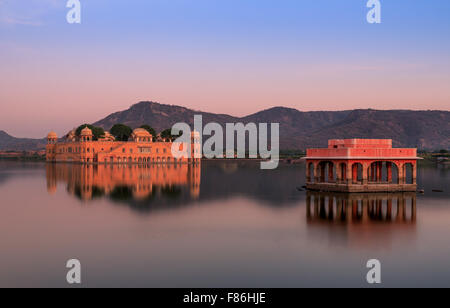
<box><xmin>45</xmin><ymin>161</ymin><xmax>307</xmax><ymax>209</ymax></box>
<box><xmin>46</xmin><ymin>164</ymin><xmax>201</xmax><ymax>211</ymax></box>
<box><xmin>306</xmin><ymin>191</ymin><xmax>417</xmax><ymax>247</ymax></box>
<box><xmin>2</xmin><ymin>161</ymin><xmax>450</xmax><ymax>287</ymax></box>
<box><xmin>307</xmin><ymin>191</ymin><xmax>416</xmax><ymax>223</ymax></box>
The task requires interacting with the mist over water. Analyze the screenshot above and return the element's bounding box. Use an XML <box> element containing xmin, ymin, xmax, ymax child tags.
<box><xmin>0</xmin><ymin>160</ymin><xmax>449</xmax><ymax>287</ymax></box>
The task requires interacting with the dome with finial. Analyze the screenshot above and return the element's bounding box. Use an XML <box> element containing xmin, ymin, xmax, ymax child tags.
<box><xmin>131</xmin><ymin>128</ymin><xmax>152</xmax><ymax>142</ymax></box>
<box><xmin>100</xmin><ymin>131</ymin><xmax>115</xmax><ymax>141</ymax></box>
<box><xmin>132</xmin><ymin>128</ymin><xmax>152</xmax><ymax>137</ymax></box>
<box><xmin>80</xmin><ymin>127</ymin><xmax>93</xmax><ymax>136</ymax></box>
<box><xmin>47</xmin><ymin>131</ymin><xmax>58</xmax><ymax>139</ymax></box>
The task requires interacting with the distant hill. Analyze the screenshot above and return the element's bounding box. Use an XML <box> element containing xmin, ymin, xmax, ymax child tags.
<box><xmin>0</xmin><ymin>131</ymin><xmax>46</xmax><ymax>151</ymax></box>
<box><xmin>94</xmin><ymin>101</ymin><xmax>238</xmax><ymax>132</ymax></box>
<box><xmin>94</xmin><ymin>101</ymin><xmax>450</xmax><ymax>150</ymax></box>
<box><xmin>1</xmin><ymin>102</ymin><xmax>449</xmax><ymax>151</ymax></box>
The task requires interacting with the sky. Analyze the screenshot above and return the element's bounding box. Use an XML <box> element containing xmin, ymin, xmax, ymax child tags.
<box><xmin>0</xmin><ymin>0</ymin><xmax>449</xmax><ymax>138</ymax></box>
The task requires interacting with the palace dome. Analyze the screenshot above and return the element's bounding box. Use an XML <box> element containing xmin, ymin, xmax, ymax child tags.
<box><xmin>47</xmin><ymin>131</ymin><xmax>58</xmax><ymax>139</ymax></box>
<box><xmin>132</xmin><ymin>128</ymin><xmax>152</xmax><ymax>137</ymax></box>
<box><xmin>101</xmin><ymin>131</ymin><xmax>116</xmax><ymax>141</ymax></box>
<box><xmin>80</xmin><ymin>127</ymin><xmax>93</xmax><ymax>136</ymax></box>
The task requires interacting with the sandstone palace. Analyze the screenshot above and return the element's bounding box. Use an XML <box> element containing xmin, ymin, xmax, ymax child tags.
<box><xmin>46</xmin><ymin>127</ymin><xmax>201</xmax><ymax>164</ymax></box>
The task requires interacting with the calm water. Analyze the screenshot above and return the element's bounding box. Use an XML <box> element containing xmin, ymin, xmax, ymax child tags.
<box><xmin>0</xmin><ymin>160</ymin><xmax>449</xmax><ymax>287</ymax></box>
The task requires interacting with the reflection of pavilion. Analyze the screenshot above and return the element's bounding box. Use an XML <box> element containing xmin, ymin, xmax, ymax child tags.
<box><xmin>46</xmin><ymin>163</ymin><xmax>201</xmax><ymax>201</ymax></box>
<box><xmin>306</xmin><ymin>191</ymin><xmax>417</xmax><ymax>248</ymax></box>
<box><xmin>306</xmin><ymin>191</ymin><xmax>416</xmax><ymax>224</ymax></box>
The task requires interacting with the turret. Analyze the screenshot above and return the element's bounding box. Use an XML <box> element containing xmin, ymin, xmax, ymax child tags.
<box><xmin>80</xmin><ymin>127</ymin><xmax>93</xmax><ymax>142</ymax></box>
<box><xmin>46</xmin><ymin>132</ymin><xmax>58</xmax><ymax>162</ymax></box>
<box><xmin>47</xmin><ymin>131</ymin><xmax>58</xmax><ymax>144</ymax></box>
<box><xmin>131</xmin><ymin>128</ymin><xmax>152</xmax><ymax>143</ymax></box>
<box><xmin>190</xmin><ymin>131</ymin><xmax>201</xmax><ymax>163</ymax></box>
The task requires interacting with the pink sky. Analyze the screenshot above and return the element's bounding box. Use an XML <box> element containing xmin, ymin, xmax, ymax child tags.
<box><xmin>1</xmin><ymin>1</ymin><xmax>449</xmax><ymax>138</ymax></box>
<box><xmin>1</xmin><ymin>51</ymin><xmax>448</xmax><ymax>138</ymax></box>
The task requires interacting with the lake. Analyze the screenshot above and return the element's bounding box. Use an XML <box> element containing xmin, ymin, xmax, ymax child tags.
<box><xmin>0</xmin><ymin>160</ymin><xmax>449</xmax><ymax>287</ymax></box>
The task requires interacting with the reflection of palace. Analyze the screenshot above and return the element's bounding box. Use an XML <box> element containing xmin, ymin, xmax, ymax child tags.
<box><xmin>46</xmin><ymin>163</ymin><xmax>201</xmax><ymax>201</ymax></box>
<box><xmin>306</xmin><ymin>191</ymin><xmax>416</xmax><ymax>224</ymax></box>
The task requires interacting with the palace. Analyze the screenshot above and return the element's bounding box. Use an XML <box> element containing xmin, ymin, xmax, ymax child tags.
<box><xmin>46</xmin><ymin>127</ymin><xmax>201</xmax><ymax>164</ymax></box>
<box><xmin>305</xmin><ymin>139</ymin><xmax>421</xmax><ymax>192</ymax></box>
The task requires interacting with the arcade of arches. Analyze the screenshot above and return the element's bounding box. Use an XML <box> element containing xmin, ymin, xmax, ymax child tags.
<box><xmin>306</xmin><ymin>160</ymin><xmax>417</xmax><ymax>185</ymax></box>
<box><xmin>305</xmin><ymin>139</ymin><xmax>420</xmax><ymax>192</ymax></box>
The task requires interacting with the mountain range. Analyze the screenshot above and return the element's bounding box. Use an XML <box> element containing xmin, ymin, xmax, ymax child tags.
<box><xmin>1</xmin><ymin>101</ymin><xmax>449</xmax><ymax>151</ymax></box>
<box><xmin>0</xmin><ymin>131</ymin><xmax>46</xmax><ymax>152</ymax></box>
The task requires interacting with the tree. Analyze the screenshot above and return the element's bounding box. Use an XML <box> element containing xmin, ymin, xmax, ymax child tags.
<box><xmin>75</xmin><ymin>124</ymin><xmax>105</xmax><ymax>141</ymax></box>
<box><xmin>140</xmin><ymin>125</ymin><xmax>156</xmax><ymax>138</ymax></box>
<box><xmin>439</xmin><ymin>149</ymin><xmax>448</xmax><ymax>154</ymax></box>
<box><xmin>160</xmin><ymin>128</ymin><xmax>181</xmax><ymax>141</ymax></box>
<box><xmin>110</xmin><ymin>124</ymin><xmax>132</xmax><ymax>141</ymax></box>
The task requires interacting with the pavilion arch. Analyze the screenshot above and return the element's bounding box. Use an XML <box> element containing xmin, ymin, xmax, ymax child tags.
<box><xmin>367</xmin><ymin>161</ymin><xmax>399</xmax><ymax>184</ymax></box>
<box><xmin>403</xmin><ymin>163</ymin><xmax>414</xmax><ymax>184</ymax></box>
<box><xmin>307</xmin><ymin>162</ymin><xmax>315</xmax><ymax>183</ymax></box>
<box><xmin>337</xmin><ymin>162</ymin><xmax>347</xmax><ymax>184</ymax></box>
<box><xmin>316</xmin><ymin>161</ymin><xmax>336</xmax><ymax>183</ymax></box>
<box><xmin>390</xmin><ymin>162</ymin><xmax>400</xmax><ymax>184</ymax></box>
<box><xmin>351</xmin><ymin>162</ymin><xmax>363</xmax><ymax>184</ymax></box>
